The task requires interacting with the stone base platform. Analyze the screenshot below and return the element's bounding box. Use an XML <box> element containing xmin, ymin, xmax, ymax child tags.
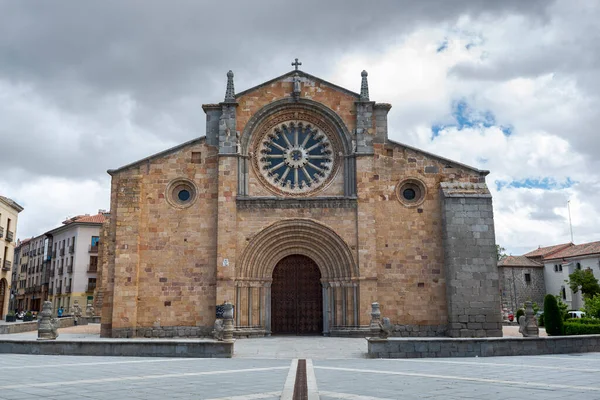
<box><xmin>0</xmin><ymin>337</ymin><xmax>234</xmax><ymax>358</ymax></box>
<box><xmin>367</xmin><ymin>335</ymin><xmax>600</xmax><ymax>358</ymax></box>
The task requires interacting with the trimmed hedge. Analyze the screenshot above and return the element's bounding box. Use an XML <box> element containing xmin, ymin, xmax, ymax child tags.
<box><xmin>571</xmin><ymin>318</ymin><xmax>600</xmax><ymax>325</ymax></box>
<box><xmin>564</xmin><ymin>321</ymin><xmax>600</xmax><ymax>335</ymax></box>
<box><xmin>544</xmin><ymin>294</ymin><xmax>564</xmax><ymax>336</ymax></box>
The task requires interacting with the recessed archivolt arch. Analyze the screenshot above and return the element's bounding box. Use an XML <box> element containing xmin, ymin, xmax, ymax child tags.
<box><xmin>237</xmin><ymin>219</ymin><xmax>358</xmax><ymax>282</ymax></box>
<box><xmin>240</xmin><ymin>98</ymin><xmax>353</xmax><ymax>156</ymax></box>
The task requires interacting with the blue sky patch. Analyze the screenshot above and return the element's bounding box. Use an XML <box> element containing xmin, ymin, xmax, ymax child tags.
<box><xmin>431</xmin><ymin>99</ymin><xmax>512</xmax><ymax>140</ymax></box>
<box><xmin>495</xmin><ymin>177</ymin><xmax>576</xmax><ymax>191</ymax></box>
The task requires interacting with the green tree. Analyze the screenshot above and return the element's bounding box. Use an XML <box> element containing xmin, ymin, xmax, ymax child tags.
<box><xmin>568</xmin><ymin>268</ymin><xmax>600</xmax><ymax>299</ymax></box>
<box><xmin>496</xmin><ymin>245</ymin><xmax>507</xmax><ymax>261</ymax></box>
<box><xmin>555</xmin><ymin>296</ymin><xmax>568</xmax><ymax>320</ymax></box>
<box><xmin>544</xmin><ymin>294</ymin><xmax>564</xmax><ymax>336</ymax></box>
<box><xmin>583</xmin><ymin>294</ymin><xmax>600</xmax><ymax>319</ymax></box>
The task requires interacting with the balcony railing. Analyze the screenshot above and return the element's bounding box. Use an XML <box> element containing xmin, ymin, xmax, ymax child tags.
<box><xmin>49</xmin><ymin>286</ymin><xmax>53</xmax><ymax>294</ymax></box>
<box><xmin>56</xmin><ymin>287</ymin><xmax>62</xmax><ymax>295</ymax></box>
<box><xmin>50</xmin><ymin>268</ymin><xmax>55</xmax><ymax>277</ymax></box>
<box><xmin>37</xmin><ymin>248</ymin><xmax>42</xmax><ymax>255</ymax></box>
<box><xmin>58</xmin><ymin>267</ymin><xmax>64</xmax><ymax>275</ymax></box>
<box><xmin>0</xmin><ymin>226</ymin><xmax>3</xmax><ymax>238</ymax></box>
<box><xmin>6</xmin><ymin>231</ymin><xmax>13</xmax><ymax>242</ymax></box>
<box><xmin>67</xmin><ymin>265</ymin><xmax>73</xmax><ymax>274</ymax></box>
<box><xmin>86</xmin><ymin>283</ymin><xmax>96</xmax><ymax>292</ymax></box>
<box><xmin>69</xmin><ymin>245</ymin><xmax>75</xmax><ymax>254</ymax></box>
<box><xmin>65</xmin><ymin>285</ymin><xmax>72</xmax><ymax>293</ymax></box>
<box><xmin>87</xmin><ymin>264</ymin><xmax>98</xmax><ymax>273</ymax></box>
<box><xmin>2</xmin><ymin>259</ymin><xmax>10</xmax><ymax>271</ymax></box>
<box><xmin>89</xmin><ymin>244</ymin><xmax>98</xmax><ymax>254</ymax></box>
<box><xmin>52</xmin><ymin>251</ymin><xmax>56</xmax><ymax>258</ymax></box>
<box><xmin>59</xmin><ymin>248</ymin><xmax>65</xmax><ymax>256</ymax></box>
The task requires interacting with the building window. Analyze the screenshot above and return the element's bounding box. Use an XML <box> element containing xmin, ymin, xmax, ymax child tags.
<box><xmin>524</xmin><ymin>273</ymin><xmax>531</xmax><ymax>284</ymax></box>
<box><xmin>554</xmin><ymin>264</ymin><xmax>558</xmax><ymax>272</ymax></box>
<box><xmin>577</xmin><ymin>262</ymin><xmax>582</xmax><ymax>270</ymax></box>
<box><xmin>559</xmin><ymin>264</ymin><xmax>563</xmax><ymax>271</ymax></box>
<box><xmin>561</xmin><ymin>286</ymin><xmax>567</xmax><ymax>300</ymax></box>
<box><xmin>396</xmin><ymin>178</ymin><xmax>427</xmax><ymax>207</ymax></box>
<box><xmin>166</xmin><ymin>179</ymin><xmax>198</xmax><ymax>208</ymax></box>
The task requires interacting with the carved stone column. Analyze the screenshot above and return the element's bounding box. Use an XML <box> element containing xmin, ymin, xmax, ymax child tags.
<box><xmin>322</xmin><ymin>282</ymin><xmax>330</xmax><ymax>336</ymax></box>
<box><xmin>265</xmin><ymin>282</ymin><xmax>272</xmax><ymax>336</ymax></box>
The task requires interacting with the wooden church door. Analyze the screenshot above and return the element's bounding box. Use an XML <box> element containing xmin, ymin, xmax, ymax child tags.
<box><xmin>271</xmin><ymin>255</ymin><xmax>323</xmax><ymax>335</ymax></box>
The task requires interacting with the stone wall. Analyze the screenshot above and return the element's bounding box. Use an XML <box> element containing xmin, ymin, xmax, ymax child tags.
<box><xmin>371</xmin><ymin>143</ymin><xmax>487</xmax><ymax>329</ymax></box>
<box><xmin>441</xmin><ymin>184</ymin><xmax>502</xmax><ymax>338</ymax></box>
<box><xmin>0</xmin><ymin>338</ymin><xmax>233</xmax><ymax>358</ymax></box>
<box><xmin>499</xmin><ymin>266</ymin><xmax>545</xmax><ymax>313</ymax></box>
<box><xmin>368</xmin><ymin>335</ymin><xmax>600</xmax><ymax>358</ymax></box>
<box><xmin>102</xmin><ymin>140</ymin><xmax>219</xmax><ymax>338</ymax></box>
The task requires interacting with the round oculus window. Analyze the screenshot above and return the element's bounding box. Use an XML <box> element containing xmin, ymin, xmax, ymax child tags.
<box><xmin>257</xmin><ymin>121</ymin><xmax>335</xmax><ymax>195</ymax></box>
<box><xmin>178</xmin><ymin>189</ymin><xmax>191</xmax><ymax>202</ymax></box>
<box><xmin>396</xmin><ymin>179</ymin><xmax>426</xmax><ymax>207</ymax></box>
<box><xmin>403</xmin><ymin>188</ymin><xmax>416</xmax><ymax>201</ymax></box>
<box><xmin>166</xmin><ymin>179</ymin><xmax>197</xmax><ymax>208</ymax></box>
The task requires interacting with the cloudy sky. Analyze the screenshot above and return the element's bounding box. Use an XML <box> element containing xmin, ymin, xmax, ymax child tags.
<box><xmin>1</xmin><ymin>0</ymin><xmax>598</xmax><ymax>255</ymax></box>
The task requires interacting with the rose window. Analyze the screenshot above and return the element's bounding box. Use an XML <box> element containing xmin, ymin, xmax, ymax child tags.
<box><xmin>258</xmin><ymin>122</ymin><xmax>334</xmax><ymax>194</ymax></box>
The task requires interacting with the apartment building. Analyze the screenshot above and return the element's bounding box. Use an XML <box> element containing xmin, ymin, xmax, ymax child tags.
<box><xmin>22</xmin><ymin>234</ymin><xmax>48</xmax><ymax>312</ymax></box>
<box><xmin>47</xmin><ymin>211</ymin><xmax>107</xmax><ymax>313</ymax></box>
<box><xmin>12</xmin><ymin>238</ymin><xmax>29</xmax><ymax>312</ymax></box>
<box><xmin>0</xmin><ymin>195</ymin><xmax>24</xmax><ymax>318</ymax></box>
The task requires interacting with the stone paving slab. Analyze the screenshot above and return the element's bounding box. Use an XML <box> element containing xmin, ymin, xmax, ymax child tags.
<box><xmin>1</xmin><ymin>349</ymin><xmax>600</xmax><ymax>399</ymax></box>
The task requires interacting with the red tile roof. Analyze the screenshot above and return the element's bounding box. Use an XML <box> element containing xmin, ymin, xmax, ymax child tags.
<box><xmin>498</xmin><ymin>256</ymin><xmax>543</xmax><ymax>268</ymax></box>
<box><xmin>63</xmin><ymin>213</ymin><xmax>108</xmax><ymax>225</ymax></box>
<box><xmin>544</xmin><ymin>241</ymin><xmax>600</xmax><ymax>261</ymax></box>
<box><xmin>524</xmin><ymin>243</ymin><xmax>574</xmax><ymax>258</ymax></box>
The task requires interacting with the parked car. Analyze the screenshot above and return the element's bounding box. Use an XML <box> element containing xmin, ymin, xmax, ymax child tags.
<box><xmin>568</xmin><ymin>311</ymin><xmax>585</xmax><ymax>319</ymax></box>
<box><xmin>507</xmin><ymin>312</ymin><xmax>514</xmax><ymax>322</ymax></box>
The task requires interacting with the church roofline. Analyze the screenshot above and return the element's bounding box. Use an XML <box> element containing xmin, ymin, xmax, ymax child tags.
<box><xmin>108</xmin><ymin>136</ymin><xmax>206</xmax><ymax>175</ymax></box>
<box><xmin>387</xmin><ymin>139</ymin><xmax>490</xmax><ymax>176</ymax></box>
<box><xmin>234</xmin><ymin>70</ymin><xmax>361</xmax><ymax>100</ymax></box>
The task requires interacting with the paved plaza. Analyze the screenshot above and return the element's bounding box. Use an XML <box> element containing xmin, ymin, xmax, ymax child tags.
<box><xmin>1</xmin><ymin>335</ymin><xmax>600</xmax><ymax>399</ymax></box>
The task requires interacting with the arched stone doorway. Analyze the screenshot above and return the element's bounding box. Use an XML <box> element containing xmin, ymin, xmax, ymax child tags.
<box><xmin>0</xmin><ymin>279</ymin><xmax>6</xmax><ymax>318</ymax></box>
<box><xmin>271</xmin><ymin>255</ymin><xmax>323</xmax><ymax>335</ymax></box>
<box><xmin>235</xmin><ymin>219</ymin><xmax>359</xmax><ymax>336</ymax></box>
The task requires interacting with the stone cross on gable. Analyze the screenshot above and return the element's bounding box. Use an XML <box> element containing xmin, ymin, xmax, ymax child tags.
<box><xmin>292</xmin><ymin>58</ymin><xmax>302</xmax><ymax>71</ymax></box>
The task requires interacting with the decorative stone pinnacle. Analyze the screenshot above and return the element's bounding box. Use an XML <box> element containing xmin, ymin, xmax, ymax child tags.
<box><xmin>360</xmin><ymin>70</ymin><xmax>369</xmax><ymax>101</ymax></box>
<box><xmin>224</xmin><ymin>70</ymin><xmax>235</xmax><ymax>102</ymax></box>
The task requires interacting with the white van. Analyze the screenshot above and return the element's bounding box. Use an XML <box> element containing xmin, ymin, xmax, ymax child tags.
<box><xmin>568</xmin><ymin>311</ymin><xmax>585</xmax><ymax>319</ymax></box>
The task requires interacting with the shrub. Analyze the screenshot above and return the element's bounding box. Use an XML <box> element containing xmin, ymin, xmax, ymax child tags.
<box><xmin>571</xmin><ymin>317</ymin><xmax>599</xmax><ymax>325</ymax></box>
<box><xmin>515</xmin><ymin>308</ymin><xmax>525</xmax><ymax>322</ymax></box>
<box><xmin>544</xmin><ymin>294</ymin><xmax>564</xmax><ymax>336</ymax></box>
<box><xmin>556</xmin><ymin>296</ymin><xmax>569</xmax><ymax>320</ymax></box>
<box><xmin>564</xmin><ymin>321</ymin><xmax>600</xmax><ymax>335</ymax></box>
<box><xmin>584</xmin><ymin>294</ymin><xmax>600</xmax><ymax>319</ymax></box>
<box><xmin>538</xmin><ymin>313</ymin><xmax>544</xmax><ymax>327</ymax></box>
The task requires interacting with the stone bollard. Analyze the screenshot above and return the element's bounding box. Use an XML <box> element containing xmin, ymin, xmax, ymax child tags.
<box><xmin>370</xmin><ymin>302</ymin><xmax>381</xmax><ymax>330</ymax></box>
<box><xmin>519</xmin><ymin>301</ymin><xmax>540</xmax><ymax>337</ymax></box>
<box><xmin>38</xmin><ymin>301</ymin><xmax>59</xmax><ymax>340</ymax></box>
<box><xmin>222</xmin><ymin>301</ymin><xmax>234</xmax><ymax>341</ymax></box>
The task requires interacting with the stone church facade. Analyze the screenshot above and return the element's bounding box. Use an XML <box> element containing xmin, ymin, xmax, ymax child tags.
<box><xmin>98</xmin><ymin>64</ymin><xmax>502</xmax><ymax>339</ymax></box>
